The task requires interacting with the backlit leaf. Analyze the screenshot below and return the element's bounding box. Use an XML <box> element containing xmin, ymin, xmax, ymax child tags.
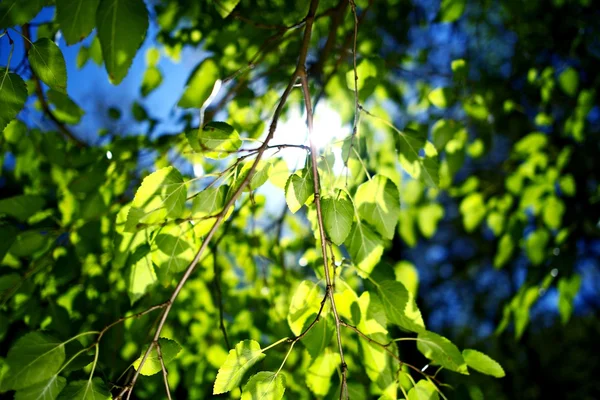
<box><xmin>345</xmin><ymin>221</ymin><xmax>384</xmax><ymax>277</ymax></box>
<box><xmin>125</xmin><ymin>166</ymin><xmax>187</xmax><ymax>231</ymax></box>
<box><xmin>378</xmin><ymin>280</ymin><xmax>425</xmax><ymax>333</ymax></box>
<box><xmin>127</xmin><ymin>245</ymin><xmax>157</xmax><ymax>304</ymax></box>
<box><xmin>355</xmin><ymin>175</ymin><xmax>400</xmax><ymax>240</ymax></box>
<box><xmin>213</xmin><ymin>340</ymin><xmax>265</xmax><ymax>394</ymax></box>
<box><xmin>285</xmin><ymin>168</ymin><xmax>314</xmax><ymax>214</ymax></box>
<box><xmin>133</xmin><ymin>338</ymin><xmax>182</xmax><ymax>376</ymax></box>
<box><xmin>322</xmin><ymin>196</ymin><xmax>354</xmax><ymax>245</ymax></box>
<box><xmin>215</xmin><ymin>0</ymin><xmax>241</xmax><ymax>18</ymax></box>
<box><xmin>462</xmin><ymin>349</ymin><xmax>505</xmax><ymax>378</ymax></box>
<box><xmin>439</xmin><ymin>0</ymin><xmax>466</xmax><ymax>22</ymax></box>
<box><xmin>241</xmin><ymin>372</ymin><xmax>285</xmax><ymax>400</ymax></box>
<box><xmin>287</xmin><ymin>280</ymin><xmax>323</xmax><ymax>336</ymax></box>
<box><xmin>47</xmin><ymin>89</ymin><xmax>85</xmax><ymax>125</ymax></box>
<box><xmin>194</xmin><ymin>121</ymin><xmax>242</xmax><ymax>159</ymax></box>
<box><xmin>407</xmin><ymin>380</ymin><xmax>439</xmax><ymax>400</ymax></box>
<box><xmin>178</xmin><ymin>59</ymin><xmax>220</xmax><ymax>108</ymax></box>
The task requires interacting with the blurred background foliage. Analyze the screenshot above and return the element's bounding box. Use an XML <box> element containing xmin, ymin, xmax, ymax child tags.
<box><xmin>1</xmin><ymin>0</ymin><xmax>599</xmax><ymax>399</ymax></box>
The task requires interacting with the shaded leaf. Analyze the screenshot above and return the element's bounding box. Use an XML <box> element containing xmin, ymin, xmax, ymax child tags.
<box><xmin>56</xmin><ymin>0</ymin><xmax>100</xmax><ymax>45</ymax></box>
<box><xmin>28</xmin><ymin>39</ymin><xmax>68</xmax><ymax>92</ymax></box>
<box><xmin>56</xmin><ymin>378</ymin><xmax>110</xmax><ymax>400</ymax></box>
<box><xmin>417</xmin><ymin>331</ymin><xmax>468</xmax><ymax>374</ymax></box>
<box><xmin>96</xmin><ymin>0</ymin><xmax>148</xmax><ymax>84</ymax></box>
<box><xmin>47</xmin><ymin>89</ymin><xmax>85</xmax><ymax>125</ymax></box>
<box><xmin>0</xmin><ymin>68</ymin><xmax>27</xmax><ymax>132</ymax></box>
<box><xmin>0</xmin><ymin>0</ymin><xmax>45</xmax><ymax>28</ymax></box>
<box><xmin>1</xmin><ymin>332</ymin><xmax>65</xmax><ymax>391</ymax></box>
<box><xmin>0</xmin><ymin>195</ymin><xmax>45</xmax><ymax>222</ymax></box>
<box><xmin>14</xmin><ymin>376</ymin><xmax>66</xmax><ymax>400</ymax></box>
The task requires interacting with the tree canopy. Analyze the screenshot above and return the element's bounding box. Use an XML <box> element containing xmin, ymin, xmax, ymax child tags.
<box><xmin>1</xmin><ymin>0</ymin><xmax>599</xmax><ymax>399</ymax></box>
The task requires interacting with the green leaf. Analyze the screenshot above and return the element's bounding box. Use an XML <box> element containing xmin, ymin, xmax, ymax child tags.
<box><xmin>0</xmin><ymin>225</ymin><xmax>18</xmax><ymax>261</ymax></box>
<box><xmin>439</xmin><ymin>0</ymin><xmax>466</xmax><ymax>22</ymax></box>
<box><xmin>428</xmin><ymin>87</ymin><xmax>451</xmax><ymax>108</ymax></box>
<box><xmin>125</xmin><ymin>166</ymin><xmax>187</xmax><ymax>231</ymax></box>
<box><xmin>241</xmin><ymin>372</ymin><xmax>286</xmax><ymax>400</ymax></box>
<box><xmin>494</xmin><ymin>234</ymin><xmax>514</xmax><ymax>269</ymax></box>
<box><xmin>178</xmin><ymin>59</ymin><xmax>220</xmax><ymax>108</ymax></box>
<box><xmin>14</xmin><ymin>376</ymin><xmax>67</xmax><ymax>400</ymax></box>
<box><xmin>194</xmin><ymin>121</ymin><xmax>242</xmax><ymax>159</ymax></box>
<box><xmin>96</xmin><ymin>0</ymin><xmax>148</xmax><ymax>84</ymax></box>
<box><xmin>301</xmin><ymin>317</ymin><xmax>334</xmax><ymax>359</ymax></box>
<box><xmin>192</xmin><ymin>186</ymin><xmax>227</xmax><ymax>217</ymax></box>
<box><xmin>397</xmin><ymin>131</ymin><xmax>439</xmax><ymax>187</ymax></box>
<box><xmin>407</xmin><ymin>380</ymin><xmax>439</xmax><ymax>400</ymax></box>
<box><xmin>431</xmin><ymin>119</ymin><xmax>459</xmax><ymax>151</ymax></box>
<box><xmin>525</xmin><ymin>229</ymin><xmax>549</xmax><ymax>266</ymax></box>
<box><xmin>285</xmin><ymin>168</ymin><xmax>314</xmax><ymax>214</ymax></box>
<box><xmin>378</xmin><ymin>280</ymin><xmax>425</xmax><ymax>333</ymax></box>
<box><xmin>141</xmin><ymin>66</ymin><xmax>162</xmax><ymax>97</ymax></box>
<box><xmin>322</xmin><ymin>196</ymin><xmax>354</xmax><ymax>245</ymax></box>
<box><xmin>0</xmin><ymin>0</ymin><xmax>45</xmax><ymax>28</ymax></box>
<box><xmin>56</xmin><ymin>378</ymin><xmax>110</xmax><ymax>400</ymax></box>
<box><xmin>306</xmin><ymin>351</ymin><xmax>339</xmax><ymax>397</ymax></box>
<box><xmin>151</xmin><ymin>223</ymin><xmax>196</xmax><ymax>280</ymax></box>
<box><xmin>213</xmin><ymin>340</ymin><xmax>266</xmax><ymax>394</ymax></box>
<box><xmin>27</xmin><ymin>39</ymin><xmax>68</xmax><ymax>93</ymax></box>
<box><xmin>287</xmin><ymin>280</ymin><xmax>324</xmax><ymax>336</ymax></box>
<box><xmin>558</xmin><ymin>67</ymin><xmax>579</xmax><ymax>97</ymax></box>
<box><xmin>237</xmin><ymin>160</ymin><xmax>273</xmax><ymax>192</ymax></box>
<box><xmin>459</xmin><ymin>193</ymin><xmax>486</xmax><ymax>232</ymax></box>
<box><xmin>345</xmin><ymin>221</ymin><xmax>384</xmax><ymax>277</ymax></box>
<box><xmin>417</xmin><ymin>331</ymin><xmax>468</xmax><ymax>374</ymax></box>
<box><xmin>55</xmin><ymin>0</ymin><xmax>100</xmax><ymax>45</ymax></box>
<box><xmin>88</xmin><ymin>36</ymin><xmax>103</xmax><ymax>65</ymax></box>
<box><xmin>558</xmin><ymin>274</ymin><xmax>581</xmax><ymax>324</ymax></box>
<box><xmin>127</xmin><ymin>245</ymin><xmax>157</xmax><ymax>304</ymax></box>
<box><xmin>542</xmin><ymin>196</ymin><xmax>565</xmax><ymax>230</ymax></box>
<box><xmin>9</xmin><ymin>230</ymin><xmax>50</xmax><ymax>257</ymax></box>
<box><xmin>0</xmin><ymin>68</ymin><xmax>28</xmax><ymax>132</ymax></box>
<box><xmin>215</xmin><ymin>0</ymin><xmax>241</xmax><ymax>18</ymax></box>
<box><xmin>0</xmin><ymin>195</ymin><xmax>45</xmax><ymax>222</ymax></box>
<box><xmin>417</xmin><ymin>203</ymin><xmax>444</xmax><ymax>238</ymax></box>
<box><xmin>133</xmin><ymin>338</ymin><xmax>182</xmax><ymax>376</ymax></box>
<box><xmin>47</xmin><ymin>89</ymin><xmax>85</xmax><ymax>125</ymax></box>
<box><xmin>462</xmin><ymin>349</ymin><xmax>505</xmax><ymax>378</ymax></box>
<box><xmin>355</xmin><ymin>175</ymin><xmax>400</xmax><ymax>240</ymax></box>
<box><xmin>1</xmin><ymin>332</ymin><xmax>65</xmax><ymax>391</ymax></box>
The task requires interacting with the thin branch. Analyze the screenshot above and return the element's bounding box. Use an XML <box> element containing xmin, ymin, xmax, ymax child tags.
<box><xmin>299</xmin><ymin>67</ymin><xmax>348</xmax><ymax>399</ymax></box>
<box><xmin>115</xmin><ymin>2</ymin><xmax>321</xmax><ymax>397</ymax></box>
<box><xmin>212</xmin><ymin>251</ymin><xmax>231</xmax><ymax>349</ymax></box>
<box><xmin>155</xmin><ymin>341</ymin><xmax>173</xmax><ymax>400</ymax></box>
<box><xmin>22</xmin><ymin>25</ymin><xmax>87</xmax><ymax>148</ymax></box>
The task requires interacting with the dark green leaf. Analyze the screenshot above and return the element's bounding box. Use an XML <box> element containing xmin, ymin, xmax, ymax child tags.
<box><xmin>28</xmin><ymin>39</ymin><xmax>68</xmax><ymax>93</ymax></box>
<box><xmin>0</xmin><ymin>0</ymin><xmax>45</xmax><ymax>28</ymax></box>
<box><xmin>56</xmin><ymin>0</ymin><xmax>100</xmax><ymax>45</ymax></box>
<box><xmin>0</xmin><ymin>195</ymin><xmax>45</xmax><ymax>222</ymax></box>
<box><xmin>0</xmin><ymin>69</ymin><xmax>28</xmax><ymax>132</ymax></box>
<box><xmin>57</xmin><ymin>378</ymin><xmax>110</xmax><ymax>400</ymax></box>
<box><xmin>96</xmin><ymin>0</ymin><xmax>148</xmax><ymax>84</ymax></box>
<box><xmin>14</xmin><ymin>376</ymin><xmax>67</xmax><ymax>400</ymax></box>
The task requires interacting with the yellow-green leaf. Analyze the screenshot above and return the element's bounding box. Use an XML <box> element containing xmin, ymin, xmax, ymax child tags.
<box><xmin>133</xmin><ymin>338</ymin><xmax>182</xmax><ymax>376</ymax></box>
<box><xmin>462</xmin><ymin>349</ymin><xmax>505</xmax><ymax>378</ymax></box>
<box><xmin>213</xmin><ymin>340</ymin><xmax>266</xmax><ymax>394</ymax></box>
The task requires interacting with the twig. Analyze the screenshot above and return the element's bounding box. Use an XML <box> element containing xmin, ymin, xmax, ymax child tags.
<box><xmin>155</xmin><ymin>341</ymin><xmax>172</xmax><ymax>400</ymax></box>
<box><xmin>22</xmin><ymin>25</ymin><xmax>87</xmax><ymax>148</ymax></box>
<box><xmin>115</xmin><ymin>1</ymin><xmax>321</xmax><ymax>397</ymax></box>
<box><xmin>299</xmin><ymin>66</ymin><xmax>348</xmax><ymax>398</ymax></box>
<box><xmin>212</xmin><ymin>251</ymin><xmax>231</xmax><ymax>349</ymax></box>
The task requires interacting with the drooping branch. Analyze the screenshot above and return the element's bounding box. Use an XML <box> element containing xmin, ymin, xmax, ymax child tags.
<box><xmin>115</xmin><ymin>1</ymin><xmax>321</xmax><ymax>397</ymax></box>
<box><xmin>299</xmin><ymin>67</ymin><xmax>349</xmax><ymax>399</ymax></box>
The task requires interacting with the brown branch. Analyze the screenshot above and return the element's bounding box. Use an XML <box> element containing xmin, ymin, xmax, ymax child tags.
<box><xmin>155</xmin><ymin>341</ymin><xmax>173</xmax><ymax>400</ymax></box>
<box><xmin>115</xmin><ymin>1</ymin><xmax>321</xmax><ymax>397</ymax></box>
<box><xmin>344</xmin><ymin>0</ymin><xmax>361</xmax><ymax>180</ymax></box>
<box><xmin>22</xmin><ymin>25</ymin><xmax>87</xmax><ymax>148</ymax></box>
<box><xmin>299</xmin><ymin>65</ymin><xmax>348</xmax><ymax>399</ymax></box>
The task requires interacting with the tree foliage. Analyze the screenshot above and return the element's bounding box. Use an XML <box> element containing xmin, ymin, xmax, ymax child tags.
<box><xmin>1</xmin><ymin>0</ymin><xmax>599</xmax><ymax>399</ymax></box>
